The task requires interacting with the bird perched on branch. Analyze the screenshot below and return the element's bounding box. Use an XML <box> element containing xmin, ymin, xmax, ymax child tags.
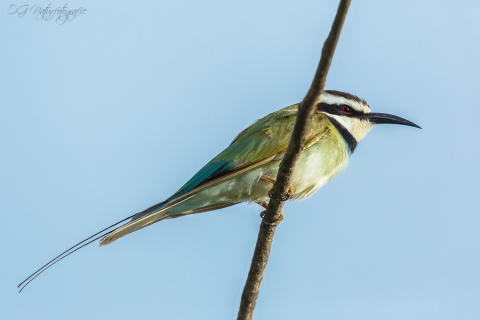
<box><xmin>19</xmin><ymin>90</ymin><xmax>420</xmax><ymax>291</ymax></box>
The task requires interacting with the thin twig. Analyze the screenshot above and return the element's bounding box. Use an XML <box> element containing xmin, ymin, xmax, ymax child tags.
<box><xmin>237</xmin><ymin>1</ymin><xmax>352</xmax><ymax>319</ymax></box>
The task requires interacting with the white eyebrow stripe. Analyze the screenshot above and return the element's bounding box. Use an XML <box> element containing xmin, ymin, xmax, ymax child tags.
<box><xmin>320</xmin><ymin>92</ymin><xmax>371</xmax><ymax>113</ymax></box>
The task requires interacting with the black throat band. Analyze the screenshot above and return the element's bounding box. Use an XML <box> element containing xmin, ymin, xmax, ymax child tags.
<box><xmin>326</xmin><ymin>116</ymin><xmax>358</xmax><ymax>153</ymax></box>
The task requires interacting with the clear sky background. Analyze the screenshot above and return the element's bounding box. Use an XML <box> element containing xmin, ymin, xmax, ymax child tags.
<box><xmin>1</xmin><ymin>0</ymin><xmax>479</xmax><ymax>319</ymax></box>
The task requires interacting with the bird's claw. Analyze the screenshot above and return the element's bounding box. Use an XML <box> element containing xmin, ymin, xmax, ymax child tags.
<box><xmin>260</xmin><ymin>174</ymin><xmax>294</xmax><ymax>201</ymax></box>
<box><xmin>268</xmin><ymin>187</ymin><xmax>294</xmax><ymax>201</ymax></box>
<box><xmin>260</xmin><ymin>210</ymin><xmax>284</xmax><ymax>226</ymax></box>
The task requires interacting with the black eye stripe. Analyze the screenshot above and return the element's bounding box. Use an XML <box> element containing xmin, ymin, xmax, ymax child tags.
<box><xmin>316</xmin><ymin>102</ymin><xmax>362</xmax><ymax>117</ymax></box>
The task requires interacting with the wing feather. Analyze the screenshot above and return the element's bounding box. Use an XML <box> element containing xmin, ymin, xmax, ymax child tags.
<box><xmin>169</xmin><ymin>104</ymin><xmax>300</xmax><ymax>200</ymax></box>
<box><xmin>99</xmin><ymin>105</ymin><xmax>329</xmax><ymax>246</ymax></box>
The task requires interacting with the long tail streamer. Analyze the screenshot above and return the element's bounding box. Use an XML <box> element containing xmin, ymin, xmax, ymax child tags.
<box><xmin>18</xmin><ymin>214</ymin><xmax>135</xmax><ymax>293</ymax></box>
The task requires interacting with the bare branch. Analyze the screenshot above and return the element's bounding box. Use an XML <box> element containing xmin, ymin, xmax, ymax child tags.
<box><xmin>237</xmin><ymin>1</ymin><xmax>352</xmax><ymax>319</ymax></box>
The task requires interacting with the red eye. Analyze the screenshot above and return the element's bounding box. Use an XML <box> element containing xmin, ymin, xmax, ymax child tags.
<box><xmin>342</xmin><ymin>105</ymin><xmax>351</xmax><ymax>114</ymax></box>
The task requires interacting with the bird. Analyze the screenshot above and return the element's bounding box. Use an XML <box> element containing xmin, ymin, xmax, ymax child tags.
<box><xmin>18</xmin><ymin>90</ymin><xmax>420</xmax><ymax>291</ymax></box>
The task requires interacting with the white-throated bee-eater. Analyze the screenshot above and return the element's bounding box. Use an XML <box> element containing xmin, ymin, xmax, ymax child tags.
<box><xmin>19</xmin><ymin>90</ymin><xmax>420</xmax><ymax>291</ymax></box>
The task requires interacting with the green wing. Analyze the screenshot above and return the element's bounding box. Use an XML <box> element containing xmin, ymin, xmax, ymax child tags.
<box><xmin>100</xmin><ymin>105</ymin><xmax>328</xmax><ymax>246</ymax></box>
<box><xmin>168</xmin><ymin>104</ymin><xmax>326</xmax><ymax>201</ymax></box>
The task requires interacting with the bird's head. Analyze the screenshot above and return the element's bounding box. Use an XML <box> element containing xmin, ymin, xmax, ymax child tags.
<box><xmin>317</xmin><ymin>90</ymin><xmax>421</xmax><ymax>151</ymax></box>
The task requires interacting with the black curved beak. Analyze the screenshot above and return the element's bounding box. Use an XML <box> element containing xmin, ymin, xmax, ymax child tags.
<box><xmin>362</xmin><ymin>113</ymin><xmax>421</xmax><ymax>129</ymax></box>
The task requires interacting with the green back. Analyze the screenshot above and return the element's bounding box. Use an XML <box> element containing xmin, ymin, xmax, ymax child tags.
<box><xmin>168</xmin><ymin>104</ymin><xmax>330</xmax><ymax>201</ymax></box>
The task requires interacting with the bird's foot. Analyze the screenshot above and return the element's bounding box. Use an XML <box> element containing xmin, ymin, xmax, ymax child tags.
<box><xmin>260</xmin><ymin>174</ymin><xmax>294</xmax><ymax>201</ymax></box>
<box><xmin>267</xmin><ymin>187</ymin><xmax>293</xmax><ymax>201</ymax></box>
<box><xmin>257</xmin><ymin>201</ymin><xmax>284</xmax><ymax>226</ymax></box>
<box><xmin>260</xmin><ymin>210</ymin><xmax>284</xmax><ymax>226</ymax></box>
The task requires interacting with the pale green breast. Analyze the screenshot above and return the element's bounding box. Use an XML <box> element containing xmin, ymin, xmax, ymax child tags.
<box><xmin>288</xmin><ymin>120</ymin><xmax>350</xmax><ymax>200</ymax></box>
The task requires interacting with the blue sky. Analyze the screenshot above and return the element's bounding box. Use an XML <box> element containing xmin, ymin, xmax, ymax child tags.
<box><xmin>1</xmin><ymin>0</ymin><xmax>479</xmax><ymax>319</ymax></box>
